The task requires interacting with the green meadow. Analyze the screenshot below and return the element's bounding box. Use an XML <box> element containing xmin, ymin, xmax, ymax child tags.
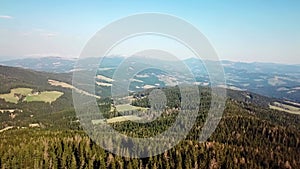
<box><xmin>25</xmin><ymin>91</ymin><xmax>64</xmax><ymax>103</ymax></box>
<box><xmin>115</xmin><ymin>104</ymin><xmax>148</xmax><ymax>112</ymax></box>
<box><xmin>0</xmin><ymin>88</ymin><xmax>33</xmax><ymax>103</ymax></box>
<box><xmin>0</xmin><ymin>88</ymin><xmax>63</xmax><ymax>104</ymax></box>
<box><xmin>106</xmin><ymin>115</ymin><xmax>142</xmax><ymax>123</ymax></box>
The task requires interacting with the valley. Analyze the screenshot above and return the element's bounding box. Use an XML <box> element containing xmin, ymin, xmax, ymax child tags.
<box><xmin>2</xmin><ymin>56</ymin><xmax>299</xmax><ymax>102</ymax></box>
<box><xmin>0</xmin><ymin>63</ymin><xmax>299</xmax><ymax>168</ymax></box>
<box><xmin>1</xmin><ymin>1</ymin><xmax>299</xmax><ymax>168</ymax></box>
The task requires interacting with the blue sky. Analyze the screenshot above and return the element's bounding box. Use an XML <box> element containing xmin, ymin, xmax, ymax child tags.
<box><xmin>0</xmin><ymin>0</ymin><xmax>299</xmax><ymax>64</ymax></box>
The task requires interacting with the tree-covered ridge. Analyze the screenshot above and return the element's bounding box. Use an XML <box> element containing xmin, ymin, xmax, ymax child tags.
<box><xmin>0</xmin><ymin>65</ymin><xmax>74</xmax><ymax>129</ymax></box>
<box><xmin>1</xmin><ymin>98</ymin><xmax>300</xmax><ymax>168</ymax></box>
<box><xmin>0</xmin><ymin>65</ymin><xmax>300</xmax><ymax>168</ymax></box>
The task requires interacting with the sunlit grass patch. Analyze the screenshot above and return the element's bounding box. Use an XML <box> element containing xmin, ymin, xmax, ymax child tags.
<box><xmin>0</xmin><ymin>88</ymin><xmax>33</xmax><ymax>103</ymax></box>
<box><xmin>115</xmin><ymin>104</ymin><xmax>148</xmax><ymax>112</ymax></box>
<box><xmin>25</xmin><ymin>91</ymin><xmax>64</xmax><ymax>103</ymax></box>
<box><xmin>106</xmin><ymin>115</ymin><xmax>142</xmax><ymax>123</ymax></box>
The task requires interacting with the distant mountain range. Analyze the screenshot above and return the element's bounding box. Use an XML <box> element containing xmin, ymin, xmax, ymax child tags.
<box><xmin>1</xmin><ymin>56</ymin><xmax>299</xmax><ymax>102</ymax></box>
<box><xmin>1</xmin><ymin>60</ymin><xmax>300</xmax><ymax>168</ymax></box>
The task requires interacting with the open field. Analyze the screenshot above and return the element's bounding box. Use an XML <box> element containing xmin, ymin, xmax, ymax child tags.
<box><xmin>48</xmin><ymin>79</ymin><xmax>100</xmax><ymax>99</ymax></box>
<box><xmin>0</xmin><ymin>87</ymin><xmax>64</xmax><ymax>104</ymax></box>
<box><xmin>91</xmin><ymin>115</ymin><xmax>143</xmax><ymax>124</ymax></box>
<box><xmin>143</xmin><ymin>85</ymin><xmax>156</xmax><ymax>89</ymax></box>
<box><xmin>284</xmin><ymin>100</ymin><xmax>300</xmax><ymax>107</ymax></box>
<box><xmin>11</xmin><ymin>88</ymin><xmax>33</xmax><ymax>95</ymax></box>
<box><xmin>130</xmin><ymin>78</ymin><xmax>143</xmax><ymax>83</ymax></box>
<box><xmin>25</xmin><ymin>91</ymin><xmax>64</xmax><ymax>103</ymax></box>
<box><xmin>158</xmin><ymin>75</ymin><xmax>178</xmax><ymax>86</ymax></box>
<box><xmin>0</xmin><ymin>88</ymin><xmax>33</xmax><ymax>103</ymax></box>
<box><xmin>96</xmin><ymin>82</ymin><xmax>112</xmax><ymax>87</ymax></box>
<box><xmin>114</xmin><ymin>104</ymin><xmax>148</xmax><ymax>112</ymax></box>
<box><xmin>48</xmin><ymin>79</ymin><xmax>74</xmax><ymax>89</ymax></box>
<box><xmin>96</xmin><ymin>75</ymin><xmax>114</xmax><ymax>82</ymax></box>
<box><xmin>106</xmin><ymin>115</ymin><xmax>142</xmax><ymax>123</ymax></box>
<box><xmin>269</xmin><ymin>102</ymin><xmax>300</xmax><ymax>115</ymax></box>
<box><xmin>0</xmin><ymin>93</ymin><xmax>19</xmax><ymax>103</ymax></box>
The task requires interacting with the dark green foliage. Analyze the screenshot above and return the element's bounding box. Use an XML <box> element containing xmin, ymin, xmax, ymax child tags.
<box><xmin>0</xmin><ymin>66</ymin><xmax>300</xmax><ymax>168</ymax></box>
<box><xmin>0</xmin><ymin>65</ymin><xmax>72</xmax><ymax>93</ymax></box>
<box><xmin>1</xmin><ymin>97</ymin><xmax>299</xmax><ymax>168</ymax></box>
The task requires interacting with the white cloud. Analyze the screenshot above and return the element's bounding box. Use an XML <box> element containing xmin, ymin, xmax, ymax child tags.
<box><xmin>0</xmin><ymin>15</ymin><xmax>14</xmax><ymax>19</ymax></box>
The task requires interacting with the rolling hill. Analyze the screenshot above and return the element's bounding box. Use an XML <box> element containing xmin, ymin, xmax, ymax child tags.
<box><xmin>2</xmin><ymin>56</ymin><xmax>299</xmax><ymax>102</ymax></box>
<box><xmin>0</xmin><ymin>65</ymin><xmax>299</xmax><ymax>168</ymax></box>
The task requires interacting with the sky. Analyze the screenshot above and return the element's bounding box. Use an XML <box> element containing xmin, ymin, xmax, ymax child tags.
<box><xmin>0</xmin><ymin>0</ymin><xmax>299</xmax><ymax>64</ymax></box>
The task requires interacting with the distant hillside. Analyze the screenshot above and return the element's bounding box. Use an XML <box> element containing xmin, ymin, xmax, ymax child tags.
<box><xmin>0</xmin><ymin>56</ymin><xmax>76</xmax><ymax>73</ymax></box>
<box><xmin>1</xmin><ymin>56</ymin><xmax>299</xmax><ymax>102</ymax></box>
<box><xmin>0</xmin><ymin>84</ymin><xmax>299</xmax><ymax>168</ymax></box>
<box><xmin>0</xmin><ymin>65</ymin><xmax>72</xmax><ymax>93</ymax></box>
<box><xmin>184</xmin><ymin>58</ymin><xmax>300</xmax><ymax>102</ymax></box>
<box><xmin>0</xmin><ymin>65</ymin><xmax>300</xmax><ymax>168</ymax></box>
<box><xmin>0</xmin><ymin>65</ymin><xmax>75</xmax><ymax>129</ymax></box>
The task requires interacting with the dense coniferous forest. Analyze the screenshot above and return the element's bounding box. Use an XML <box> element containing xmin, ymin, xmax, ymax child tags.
<box><xmin>0</xmin><ymin>65</ymin><xmax>300</xmax><ymax>168</ymax></box>
<box><xmin>1</xmin><ymin>99</ymin><xmax>299</xmax><ymax>168</ymax></box>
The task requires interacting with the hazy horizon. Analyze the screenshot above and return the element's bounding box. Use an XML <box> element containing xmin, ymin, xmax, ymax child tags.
<box><xmin>1</xmin><ymin>55</ymin><xmax>299</xmax><ymax>66</ymax></box>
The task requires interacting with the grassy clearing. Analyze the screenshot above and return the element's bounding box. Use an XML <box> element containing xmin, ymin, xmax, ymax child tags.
<box><xmin>114</xmin><ymin>104</ymin><xmax>148</xmax><ymax>112</ymax></box>
<box><xmin>0</xmin><ymin>93</ymin><xmax>19</xmax><ymax>103</ymax></box>
<box><xmin>96</xmin><ymin>82</ymin><xmax>112</xmax><ymax>87</ymax></box>
<box><xmin>270</xmin><ymin>102</ymin><xmax>300</xmax><ymax>115</ymax></box>
<box><xmin>0</xmin><ymin>87</ymin><xmax>64</xmax><ymax>104</ymax></box>
<box><xmin>106</xmin><ymin>115</ymin><xmax>142</xmax><ymax>123</ymax></box>
<box><xmin>96</xmin><ymin>75</ymin><xmax>114</xmax><ymax>82</ymax></box>
<box><xmin>283</xmin><ymin>100</ymin><xmax>300</xmax><ymax>107</ymax></box>
<box><xmin>48</xmin><ymin>79</ymin><xmax>74</xmax><ymax>89</ymax></box>
<box><xmin>25</xmin><ymin>91</ymin><xmax>63</xmax><ymax>103</ymax></box>
<box><xmin>92</xmin><ymin>115</ymin><xmax>143</xmax><ymax>125</ymax></box>
<box><xmin>11</xmin><ymin>88</ymin><xmax>33</xmax><ymax>95</ymax></box>
<box><xmin>48</xmin><ymin>79</ymin><xmax>100</xmax><ymax>99</ymax></box>
<box><xmin>0</xmin><ymin>88</ymin><xmax>33</xmax><ymax>103</ymax></box>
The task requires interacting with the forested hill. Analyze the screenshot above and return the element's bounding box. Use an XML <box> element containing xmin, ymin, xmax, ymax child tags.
<box><xmin>0</xmin><ymin>65</ymin><xmax>74</xmax><ymax>128</ymax></box>
<box><xmin>0</xmin><ymin>65</ymin><xmax>72</xmax><ymax>92</ymax></box>
<box><xmin>0</xmin><ymin>65</ymin><xmax>299</xmax><ymax>168</ymax></box>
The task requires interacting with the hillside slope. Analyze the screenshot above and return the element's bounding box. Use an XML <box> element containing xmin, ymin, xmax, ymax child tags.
<box><xmin>0</xmin><ymin>65</ymin><xmax>74</xmax><ymax>129</ymax></box>
<box><xmin>0</xmin><ymin>66</ymin><xmax>299</xmax><ymax>168</ymax></box>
